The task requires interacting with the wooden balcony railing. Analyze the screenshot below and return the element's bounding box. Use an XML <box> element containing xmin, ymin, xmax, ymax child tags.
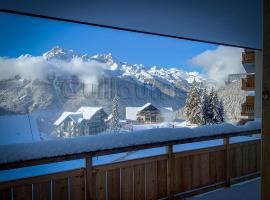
<box><xmin>242</xmin><ymin>74</ymin><xmax>255</xmax><ymax>91</ymax></box>
<box><xmin>242</xmin><ymin>51</ymin><xmax>255</xmax><ymax>64</ymax></box>
<box><xmin>241</xmin><ymin>103</ymin><xmax>255</xmax><ymax>117</ymax></box>
<box><xmin>246</xmin><ymin>95</ymin><xmax>255</xmax><ymax>105</ymax></box>
<box><xmin>0</xmin><ymin>129</ymin><xmax>261</xmax><ymax>200</ymax></box>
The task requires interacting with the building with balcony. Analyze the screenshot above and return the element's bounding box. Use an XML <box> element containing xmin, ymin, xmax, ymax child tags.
<box><xmin>240</xmin><ymin>49</ymin><xmax>262</xmax><ymax>124</ymax></box>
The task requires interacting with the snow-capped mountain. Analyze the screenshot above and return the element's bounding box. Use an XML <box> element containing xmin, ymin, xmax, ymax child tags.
<box><xmin>42</xmin><ymin>47</ymin><xmax>205</xmax><ymax>89</ymax></box>
<box><xmin>0</xmin><ymin>47</ymin><xmax>244</xmax><ymax>135</ymax></box>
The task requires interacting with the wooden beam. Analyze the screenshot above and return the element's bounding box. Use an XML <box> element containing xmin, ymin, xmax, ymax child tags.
<box><xmin>262</xmin><ymin>0</ymin><xmax>270</xmax><ymax>199</ymax></box>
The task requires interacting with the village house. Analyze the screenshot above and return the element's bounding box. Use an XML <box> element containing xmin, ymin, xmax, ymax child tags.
<box><xmin>54</xmin><ymin>107</ymin><xmax>108</xmax><ymax>137</ymax></box>
<box><xmin>126</xmin><ymin>103</ymin><xmax>173</xmax><ymax>123</ymax></box>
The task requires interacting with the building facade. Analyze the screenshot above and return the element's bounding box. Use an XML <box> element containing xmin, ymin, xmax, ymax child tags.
<box><xmin>240</xmin><ymin>49</ymin><xmax>262</xmax><ymax>124</ymax></box>
<box><xmin>54</xmin><ymin>107</ymin><xmax>108</xmax><ymax>137</ymax></box>
<box><xmin>126</xmin><ymin>103</ymin><xmax>173</xmax><ymax>123</ymax></box>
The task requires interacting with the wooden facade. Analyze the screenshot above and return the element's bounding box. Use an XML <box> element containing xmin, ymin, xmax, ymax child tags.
<box><xmin>240</xmin><ymin>49</ymin><xmax>256</xmax><ymax>124</ymax></box>
<box><xmin>241</xmin><ymin>96</ymin><xmax>255</xmax><ymax>117</ymax></box>
<box><xmin>0</xmin><ymin>129</ymin><xmax>261</xmax><ymax>200</ymax></box>
<box><xmin>137</xmin><ymin>104</ymin><xmax>163</xmax><ymax>123</ymax></box>
<box><xmin>242</xmin><ymin>50</ymin><xmax>256</xmax><ymax>64</ymax></box>
<box><xmin>242</xmin><ymin>74</ymin><xmax>255</xmax><ymax>91</ymax></box>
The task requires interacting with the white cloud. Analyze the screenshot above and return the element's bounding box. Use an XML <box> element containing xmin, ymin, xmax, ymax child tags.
<box><xmin>189</xmin><ymin>46</ymin><xmax>245</xmax><ymax>86</ymax></box>
<box><xmin>0</xmin><ymin>56</ymin><xmax>107</xmax><ymax>85</ymax></box>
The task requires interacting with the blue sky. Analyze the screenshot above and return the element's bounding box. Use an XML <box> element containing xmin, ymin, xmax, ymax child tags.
<box><xmin>0</xmin><ymin>13</ymin><xmax>218</xmax><ymax>72</ymax></box>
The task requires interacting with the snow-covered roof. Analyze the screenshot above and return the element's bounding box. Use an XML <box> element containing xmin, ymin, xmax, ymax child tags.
<box><xmin>68</xmin><ymin>113</ymin><xmax>84</xmax><ymax>124</ymax></box>
<box><xmin>54</xmin><ymin>112</ymin><xmax>74</xmax><ymax>126</ymax></box>
<box><xmin>137</xmin><ymin>102</ymin><xmax>153</xmax><ymax>112</ymax></box>
<box><xmin>77</xmin><ymin>107</ymin><xmax>103</xmax><ymax>120</ymax></box>
<box><xmin>0</xmin><ymin>114</ymin><xmax>40</xmax><ymax>145</ymax></box>
<box><xmin>54</xmin><ymin>107</ymin><xmax>104</xmax><ymax>126</ymax></box>
<box><xmin>126</xmin><ymin>103</ymin><xmax>173</xmax><ymax>121</ymax></box>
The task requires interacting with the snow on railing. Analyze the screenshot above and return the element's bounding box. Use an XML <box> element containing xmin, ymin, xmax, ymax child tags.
<box><xmin>0</xmin><ymin>120</ymin><xmax>261</xmax><ymax>165</ymax></box>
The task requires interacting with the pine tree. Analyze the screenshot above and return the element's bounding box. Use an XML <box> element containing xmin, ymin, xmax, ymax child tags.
<box><xmin>217</xmin><ymin>98</ymin><xmax>225</xmax><ymax>123</ymax></box>
<box><xmin>201</xmin><ymin>88</ymin><xmax>210</xmax><ymax>125</ymax></box>
<box><xmin>212</xmin><ymin>90</ymin><xmax>220</xmax><ymax>124</ymax></box>
<box><xmin>110</xmin><ymin>95</ymin><xmax>121</xmax><ymax>133</ymax></box>
<box><xmin>185</xmin><ymin>80</ymin><xmax>202</xmax><ymax>125</ymax></box>
<box><xmin>207</xmin><ymin>87</ymin><xmax>215</xmax><ymax>124</ymax></box>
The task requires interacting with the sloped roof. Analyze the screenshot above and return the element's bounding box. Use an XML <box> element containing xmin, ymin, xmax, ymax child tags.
<box><xmin>54</xmin><ymin>112</ymin><xmax>74</xmax><ymax>126</ymax></box>
<box><xmin>137</xmin><ymin>102</ymin><xmax>154</xmax><ymax>112</ymax></box>
<box><xmin>77</xmin><ymin>107</ymin><xmax>103</xmax><ymax>120</ymax></box>
<box><xmin>68</xmin><ymin>113</ymin><xmax>84</xmax><ymax>123</ymax></box>
<box><xmin>54</xmin><ymin>107</ymin><xmax>104</xmax><ymax>126</ymax></box>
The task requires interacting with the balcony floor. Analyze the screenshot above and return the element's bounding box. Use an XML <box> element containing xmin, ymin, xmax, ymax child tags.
<box><xmin>188</xmin><ymin>178</ymin><xmax>260</xmax><ymax>200</ymax></box>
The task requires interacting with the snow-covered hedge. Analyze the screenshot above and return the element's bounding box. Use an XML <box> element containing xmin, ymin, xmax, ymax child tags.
<box><xmin>0</xmin><ymin>120</ymin><xmax>261</xmax><ymax>165</ymax></box>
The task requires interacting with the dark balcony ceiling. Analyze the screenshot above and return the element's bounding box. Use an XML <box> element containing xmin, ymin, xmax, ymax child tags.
<box><xmin>0</xmin><ymin>0</ymin><xmax>263</xmax><ymax>50</ymax></box>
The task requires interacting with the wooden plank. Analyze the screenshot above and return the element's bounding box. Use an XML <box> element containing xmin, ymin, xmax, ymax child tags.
<box><xmin>157</xmin><ymin>159</ymin><xmax>167</xmax><ymax>199</ymax></box>
<box><xmin>145</xmin><ymin>161</ymin><xmax>158</xmax><ymax>200</ymax></box>
<box><xmin>0</xmin><ymin>168</ymin><xmax>84</xmax><ymax>190</ymax></box>
<box><xmin>121</xmin><ymin>166</ymin><xmax>134</xmax><ymax>200</ymax></box>
<box><xmin>133</xmin><ymin>164</ymin><xmax>145</xmax><ymax>200</ymax></box>
<box><xmin>242</xmin><ymin>144</ymin><xmax>249</xmax><ymax>175</ymax></box>
<box><xmin>52</xmin><ymin>178</ymin><xmax>69</xmax><ymax>200</ymax></box>
<box><xmin>250</xmin><ymin>143</ymin><xmax>257</xmax><ymax>173</ymax></box>
<box><xmin>215</xmin><ymin>151</ymin><xmax>225</xmax><ymax>182</ymax></box>
<box><xmin>199</xmin><ymin>152</ymin><xmax>210</xmax><ymax>187</ymax></box>
<box><xmin>70</xmin><ymin>175</ymin><xmax>85</xmax><ymax>200</ymax></box>
<box><xmin>0</xmin><ymin>188</ymin><xmax>11</xmax><ymax>200</ymax></box>
<box><xmin>190</xmin><ymin>154</ymin><xmax>200</xmax><ymax>189</ymax></box>
<box><xmin>229</xmin><ymin>147</ymin><xmax>237</xmax><ymax>178</ymax></box>
<box><xmin>209</xmin><ymin>152</ymin><xmax>217</xmax><ymax>184</ymax></box>
<box><xmin>34</xmin><ymin>181</ymin><xmax>51</xmax><ymax>200</ymax></box>
<box><xmin>166</xmin><ymin>145</ymin><xmax>173</xmax><ymax>199</ymax></box>
<box><xmin>13</xmin><ymin>184</ymin><xmax>32</xmax><ymax>200</ymax></box>
<box><xmin>174</xmin><ymin>146</ymin><xmax>225</xmax><ymax>158</ymax></box>
<box><xmin>235</xmin><ymin>145</ymin><xmax>243</xmax><ymax>177</ymax></box>
<box><xmin>182</xmin><ymin>156</ymin><xmax>192</xmax><ymax>191</ymax></box>
<box><xmin>223</xmin><ymin>136</ymin><xmax>230</xmax><ymax>187</ymax></box>
<box><xmin>107</xmin><ymin>169</ymin><xmax>120</xmax><ymax>200</ymax></box>
<box><xmin>93</xmin><ymin>170</ymin><xmax>106</xmax><ymax>200</ymax></box>
<box><xmin>173</xmin><ymin>157</ymin><xmax>184</xmax><ymax>194</ymax></box>
<box><xmin>94</xmin><ymin>155</ymin><xmax>167</xmax><ymax>171</ymax></box>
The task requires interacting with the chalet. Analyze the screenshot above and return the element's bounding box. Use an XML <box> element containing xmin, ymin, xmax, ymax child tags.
<box><xmin>54</xmin><ymin>107</ymin><xmax>108</xmax><ymax>137</ymax></box>
<box><xmin>126</xmin><ymin>103</ymin><xmax>173</xmax><ymax>123</ymax></box>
